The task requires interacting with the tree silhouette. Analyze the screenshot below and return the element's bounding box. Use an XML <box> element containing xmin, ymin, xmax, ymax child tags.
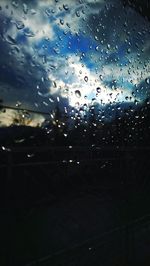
<box><xmin>0</xmin><ymin>99</ymin><xmax>3</xmax><ymax>110</ymax></box>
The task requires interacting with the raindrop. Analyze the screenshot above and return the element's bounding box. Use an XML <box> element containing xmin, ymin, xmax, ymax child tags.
<box><xmin>60</xmin><ymin>19</ymin><xmax>64</xmax><ymax>25</ymax></box>
<box><xmin>14</xmin><ymin>20</ymin><xmax>25</xmax><ymax>30</ymax></box>
<box><xmin>23</xmin><ymin>3</ymin><xmax>28</xmax><ymax>14</ymax></box>
<box><xmin>45</xmin><ymin>8</ymin><xmax>51</xmax><ymax>17</ymax></box>
<box><xmin>107</xmin><ymin>44</ymin><xmax>110</xmax><ymax>49</ymax></box>
<box><xmin>127</xmin><ymin>48</ymin><xmax>131</xmax><ymax>54</ymax></box>
<box><xmin>76</xmin><ymin>10</ymin><xmax>80</xmax><ymax>17</ymax></box>
<box><xmin>84</xmin><ymin>76</ymin><xmax>88</xmax><ymax>82</ymax></box>
<box><xmin>53</xmin><ymin>81</ymin><xmax>57</xmax><ymax>88</ymax></box>
<box><xmin>62</xmin><ymin>160</ymin><xmax>67</xmax><ymax>163</ymax></box>
<box><xmin>134</xmin><ymin>99</ymin><xmax>139</xmax><ymax>105</ymax></box>
<box><xmin>22</xmin><ymin>111</ymin><xmax>30</xmax><ymax>119</ymax></box>
<box><xmin>99</xmin><ymin>75</ymin><xmax>103</xmax><ymax>80</ymax></box>
<box><xmin>94</xmin><ymin>35</ymin><xmax>99</xmax><ymax>41</ymax></box>
<box><xmin>75</xmin><ymin>90</ymin><xmax>81</xmax><ymax>98</ymax></box>
<box><xmin>132</xmin><ymin>92</ymin><xmax>136</xmax><ymax>97</ymax></box>
<box><xmin>101</xmin><ymin>164</ymin><xmax>106</xmax><ymax>169</ymax></box>
<box><xmin>1</xmin><ymin>146</ymin><xmax>11</xmax><ymax>152</ymax></box>
<box><xmin>96</xmin><ymin>87</ymin><xmax>101</xmax><ymax>93</ymax></box>
<box><xmin>63</xmin><ymin>4</ymin><xmax>69</xmax><ymax>11</ymax></box>
<box><xmin>145</xmin><ymin>78</ymin><xmax>150</xmax><ymax>84</ymax></box>
<box><xmin>66</xmin><ymin>22</ymin><xmax>70</xmax><ymax>28</ymax></box>
<box><xmin>43</xmin><ymin>101</ymin><xmax>48</xmax><ymax>106</ymax></box>
<box><xmin>5</xmin><ymin>35</ymin><xmax>16</xmax><ymax>45</ymax></box>
<box><xmin>49</xmin><ymin>97</ymin><xmax>54</xmax><ymax>103</ymax></box>
<box><xmin>124</xmin><ymin>21</ymin><xmax>128</xmax><ymax>27</ymax></box>
<box><xmin>53</xmin><ymin>47</ymin><xmax>60</xmax><ymax>54</ymax></box>
<box><xmin>11</xmin><ymin>1</ymin><xmax>18</xmax><ymax>8</ymax></box>
<box><xmin>24</xmin><ymin>29</ymin><xmax>35</xmax><ymax>37</ymax></box>
<box><xmin>14</xmin><ymin>138</ymin><xmax>25</xmax><ymax>144</ymax></box>
<box><xmin>31</xmin><ymin>9</ymin><xmax>36</xmax><ymax>15</ymax></box>
<box><xmin>27</xmin><ymin>153</ymin><xmax>35</xmax><ymax>158</ymax></box>
<box><xmin>16</xmin><ymin>101</ymin><xmax>22</xmax><ymax>107</ymax></box>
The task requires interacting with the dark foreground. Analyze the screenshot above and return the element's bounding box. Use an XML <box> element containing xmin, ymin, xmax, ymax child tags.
<box><xmin>0</xmin><ymin>146</ymin><xmax>150</xmax><ymax>266</ymax></box>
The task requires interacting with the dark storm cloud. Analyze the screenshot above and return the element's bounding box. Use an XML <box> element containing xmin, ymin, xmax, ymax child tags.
<box><xmin>0</xmin><ymin>0</ymin><xmax>61</xmax><ymax>111</ymax></box>
<box><xmin>0</xmin><ymin>0</ymin><xmax>150</xmax><ymax>116</ymax></box>
<box><xmin>0</xmin><ymin>36</ymin><xmax>50</xmax><ymax>104</ymax></box>
<box><xmin>86</xmin><ymin>0</ymin><xmax>150</xmax><ymax>59</ymax></box>
<box><xmin>0</xmin><ymin>12</ymin><xmax>52</xmax><ymax>109</ymax></box>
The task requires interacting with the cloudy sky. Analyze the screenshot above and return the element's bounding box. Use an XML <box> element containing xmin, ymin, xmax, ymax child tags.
<box><xmin>0</xmin><ymin>0</ymin><xmax>150</xmax><ymax>126</ymax></box>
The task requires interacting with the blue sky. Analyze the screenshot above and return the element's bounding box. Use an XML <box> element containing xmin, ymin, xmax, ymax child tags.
<box><xmin>0</xmin><ymin>0</ymin><xmax>150</xmax><ymax>126</ymax></box>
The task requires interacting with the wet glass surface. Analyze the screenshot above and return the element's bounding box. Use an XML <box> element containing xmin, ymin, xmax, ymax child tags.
<box><xmin>0</xmin><ymin>0</ymin><xmax>149</xmax><ymax>147</ymax></box>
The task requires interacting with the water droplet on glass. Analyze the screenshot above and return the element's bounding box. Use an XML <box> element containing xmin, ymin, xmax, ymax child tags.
<box><xmin>76</xmin><ymin>10</ymin><xmax>80</xmax><ymax>17</ymax></box>
<box><xmin>5</xmin><ymin>35</ymin><xmax>16</xmax><ymax>45</ymax></box>
<box><xmin>96</xmin><ymin>87</ymin><xmax>101</xmax><ymax>93</ymax></box>
<box><xmin>127</xmin><ymin>48</ymin><xmax>131</xmax><ymax>54</ymax></box>
<box><xmin>27</xmin><ymin>153</ymin><xmax>34</xmax><ymax>158</ymax></box>
<box><xmin>31</xmin><ymin>9</ymin><xmax>36</xmax><ymax>15</ymax></box>
<box><xmin>24</xmin><ymin>28</ymin><xmax>35</xmax><ymax>37</ymax></box>
<box><xmin>15</xmin><ymin>20</ymin><xmax>25</xmax><ymax>30</ymax></box>
<box><xmin>43</xmin><ymin>101</ymin><xmax>48</xmax><ymax>106</ymax></box>
<box><xmin>15</xmin><ymin>139</ymin><xmax>25</xmax><ymax>143</ymax></box>
<box><xmin>84</xmin><ymin>76</ymin><xmax>88</xmax><ymax>82</ymax></box>
<box><xmin>60</xmin><ymin>19</ymin><xmax>64</xmax><ymax>25</ymax></box>
<box><xmin>45</xmin><ymin>8</ymin><xmax>52</xmax><ymax>17</ymax></box>
<box><xmin>11</xmin><ymin>1</ymin><xmax>18</xmax><ymax>8</ymax></box>
<box><xmin>145</xmin><ymin>78</ymin><xmax>150</xmax><ymax>84</ymax></box>
<box><xmin>49</xmin><ymin>97</ymin><xmax>54</xmax><ymax>103</ymax></box>
<box><xmin>1</xmin><ymin>146</ymin><xmax>11</xmax><ymax>152</ymax></box>
<box><xmin>94</xmin><ymin>35</ymin><xmax>99</xmax><ymax>41</ymax></box>
<box><xmin>53</xmin><ymin>81</ymin><xmax>57</xmax><ymax>88</ymax></box>
<box><xmin>75</xmin><ymin>90</ymin><xmax>81</xmax><ymax>98</ymax></box>
<box><xmin>53</xmin><ymin>47</ymin><xmax>60</xmax><ymax>54</ymax></box>
<box><xmin>99</xmin><ymin>75</ymin><xmax>103</xmax><ymax>80</ymax></box>
<box><xmin>63</xmin><ymin>4</ymin><xmax>69</xmax><ymax>11</ymax></box>
<box><xmin>16</xmin><ymin>101</ymin><xmax>22</xmax><ymax>107</ymax></box>
<box><xmin>23</xmin><ymin>3</ymin><xmax>28</xmax><ymax>14</ymax></box>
